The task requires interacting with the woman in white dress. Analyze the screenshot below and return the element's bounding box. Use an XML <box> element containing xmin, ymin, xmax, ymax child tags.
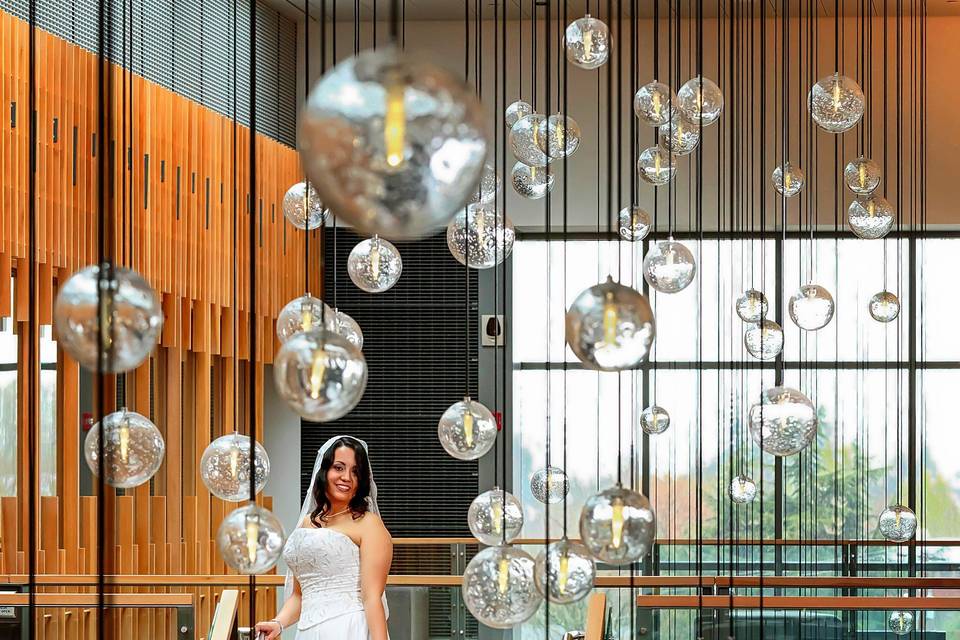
<box><xmin>255</xmin><ymin>435</ymin><xmax>392</xmax><ymax>639</ymax></box>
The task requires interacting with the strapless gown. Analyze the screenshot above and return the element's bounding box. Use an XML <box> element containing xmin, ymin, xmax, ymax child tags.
<box><xmin>282</xmin><ymin>527</ymin><xmax>388</xmax><ymax>639</ymax></box>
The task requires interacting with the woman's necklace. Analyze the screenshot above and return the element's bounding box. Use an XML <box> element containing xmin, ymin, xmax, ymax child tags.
<box><xmin>321</xmin><ymin>506</ymin><xmax>350</xmax><ymax>522</ymax></box>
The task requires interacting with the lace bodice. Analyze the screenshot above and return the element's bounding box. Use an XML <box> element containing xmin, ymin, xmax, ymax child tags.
<box><xmin>283</xmin><ymin>527</ymin><xmax>366</xmax><ymax>629</ymax></box>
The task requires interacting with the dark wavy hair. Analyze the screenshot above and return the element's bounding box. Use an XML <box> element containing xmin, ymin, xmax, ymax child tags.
<box><xmin>309</xmin><ymin>437</ymin><xmax>371</xmax><ymax>527</ymax></box>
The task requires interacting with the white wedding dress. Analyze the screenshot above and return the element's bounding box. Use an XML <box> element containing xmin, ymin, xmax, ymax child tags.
<box><xmin>283</xmin><ymin>526</ymin><xmax>387</xmax><ymax>639</ymax></box>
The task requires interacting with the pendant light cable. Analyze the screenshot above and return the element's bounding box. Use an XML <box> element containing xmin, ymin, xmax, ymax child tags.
<box><xmin>247</xmin><ymin>0</ymin><xmax>259</xmax><ymax>624</ymax></box>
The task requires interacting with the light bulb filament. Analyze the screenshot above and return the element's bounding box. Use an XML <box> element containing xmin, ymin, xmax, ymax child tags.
<box><xmin>497</xmin><ymin>557</ymin><xmax>510</xmax><ymax>594</ymax></box>
<box><xmin>558</xmin><ymin>554</ymin><xmax>570</xmax><ymax>594</ymax></box>
<box><xmin>473</xmin><ymin>208</ymin><xmax>486</xmax><ymax>249</ymax></box>
<box><xmin>832</xmin><ymin>79</ymin><xmax>842</xmax><ymax>112</ymax></box>
<box><xmin>492</xmin><ymin>500</ymin><xmax>503</xmax><ymax>534</ymax></box>
<box><xmin>229</xmin><ymin>446</ymin><xmax>240</xmax><ymax>480</ymax></box>
<box><xmin>611</xmin><ymin>500</ymin><xmax>625</xmax><ymax>549</ymax></box>
<box><xmin>583</xmin><ymin>28</ymin><xmax>594</xmax><ymax>56</ymax></box>
<box><xmin>895</xmin><ymin>509</ymin><xmax>902</xmax><ymax>528</ymax></box>
<box><xmin>309</xmin><ymin>352</ymin><xmax>328</xmax><ymax>400</ymax></box>
<box><xmin>858</xmin><ymin>163</ymin><xmax>867</xmax><ymax>188</ymax></box>
<box><xmin>301</xmin><ymin>308</ymin><xmax>313</xmax><ymax>332</ymax></box>
<box><xmin>370</xmin><ymin>238</ymin><xmax>382</xmax><ymax>280</ymax></box>
<box><xmin>651</xmin><ymin>92</ymin><xmax>662</xmax><ymax>119</ymax></box>
<box><xmin>385</xmin><ymin>83</ymin><xmax>406</xmax><ymax>168</ymax></box>
<box><xmin>246</xmin><ymin>518</ymin><xmax>260</xmax><ymax>566</ymax></box>
<box><xmin>653</xmin><ymin>151</ymin><xmax>661</xmax><ymax>173</ymax></box>
<box><xmin>784</xmin><ymin>171</ymin><xmax>792</xmax><ymax>191</ymax></box>
<box><xmin>119</xmin><ymin>416</ymin><xmax>130</xmax><ymax>464</ymax></box>
<box><xmin>602</xmin><ymin>292</ymin><xmax>618</xmax><ymax>347</ymax></box>
<box><xmin>463</xmin><ymin>409</ymin><xmax>475</xmax><ymax>447</ymax></box>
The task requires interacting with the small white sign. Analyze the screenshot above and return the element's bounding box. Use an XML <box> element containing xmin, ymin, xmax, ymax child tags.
<box><xmin>0</xmin><ymin>606</ymin><xmax>15</xmax><ymax>618</ymax></box>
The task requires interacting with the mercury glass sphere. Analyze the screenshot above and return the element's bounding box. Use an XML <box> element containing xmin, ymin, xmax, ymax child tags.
<box><xmin>633</xmin><ymin>81</ymin><xmax>677</xmax><ymax>127</ymax></box>
<box><xmin>878</xmin><ymin>505</ymin><xmax>918</xmax><ymax>543</ymax></box>
<box><xmin>530</xmin><ymin>466</ymin><xmax>570</xmax><ymax>504</ymax></box>
<box><xmin>869</xmin><ymin>291</ymin><xmax>901</xmax><ymax>323</ymax></box>
<box><xmin>468</xmin><ymin>487</ymin><xmax>523</xmax><ymax>545</ymax></box>
<box><xmin>438</xmin><ymin>396</ymin><xmax>498</xmax><ymax>461</ymax></box>
<box><xmin>509</xmin><ymin>114</ymin><xmax>549</xmax><ymax>167</ymax></box>
<box><xmin>658</xmin><ymin>116</ymin><xmax>700</xmax><ymax>156</ymax></box>
<box><xmin>729</xmin><ymin>475</ymin><xmax>758</xmax><ymax>504</ymax></box>
<box><xmin>844</xmin><ymin>156</ymin><xmax>882</xmax><ymax>194</ymax></box>
<box><xmin>565</xmin><ymin>276</ymin><xmax>656</xmax><ymax>371</ymax></box>
<box><xmin>84</xmin><ymin>408</ymin><xmax>165</xmax><ymax>489</ymax></box>
<box><xmin>276</xmin><ymin>293</ymin><xmax>333</xmax><ymax>343</ymax></box>
<box><xmin>534</xmin><ymin>538</ymin><xmax>596</xmax><ymax>604</ymax></box>
<box><xmin>677</xmin><ymin>76</ymin><xmax>724</xmax><ymax>125</ymax></box>
<box><xmin>505</xmin><ymin>100</ymin><xmax>533</xmax><ymax>127</ymax></box>
<box><xmin>273</xmin><ymin>328</ymin><xmax>367</xmax><ymax>422</ymax></box>
<box><xmin>848</xmin><ymin>195</ymin><xmax>895</xmax><ymax>239</ymax></box>
<box><xmin>643</xmin><ymin>240</ymin><xmax>697</xmax><ymax>293</ymax></box>
<box><xmin>470</xmin><ymin>164</ymin><xmax>501</xmax><ymax>204</ymax></box>
<box><xmin>808</xmin><ymin>73</ymin><xmax>865</xmax><ymax>133</ymax></box>
<box><xmin>748</xmin><ymin>386</ymin><xmax>818</xmax><ymax>456</ymax></box>
<box><xmin>447</xmin><ymin>204</ymin><xmax>516</xmax><ymax>269</ymax></box>
<box><xmin>736</xmin><ymin>289</ymin><xmax>768</xmax><ymax>323</ymax></box>
<box><xmin>54</xmin><ymin>263</ymin><xmax>163</xmax><ymax>373</ymax></box>
<box><xmin>640</xmin><ymin>405</ymin><xmax>670</xmax><ymax>435</ymax></box>
<box><xmin>888</xmin><ymin>611</ymin><xmax>915</xmax><ymax>636</ymax></box>
<box><xmin>579</xmin><ymin>485</ymin><xmax>656</xmax><ymax>565</ymax></box>
<box><xmin>200</xmin><ymin>432</ymin><xmax>270</xmax><ymax>501</ymax></box>
<box><xmin>329</xmin><ymin>309</ymin><xmax>364</xmax><ymax>350</ymax></box>
<box><xmin>281</xmin><ymin>181</ymin><xmax>328</xmax><ymax>230</ymax></box>
<box><xmin>511</xmin><ymin>162</ymin><xmax>555</xmax><ymax>200</ymax></box>
<box><xmin>788</xmin><ymin>284</ymin><xmax>835</xmax><ymax>331</ymax></box>
<box><xmin>347</xmin><ymin>235</ymin><xmax>403</xmax><ymax>293</ymax></box>
<box><xmin>216</xmin><ymin>504</ymin><xmax>285</xmax><ymax>574</ymax></box>
<box><xmin>299</xmin><ymin>46</ymin><xmax>488</xmax><ymax>240</ymax></box>
<box><xmin>744</xmin><ymin>319</ymin><xmax>784</xmax><ymax>361</ymax></box>
<box><xmin>772</xmin><ymin>162</ymin><xmax>805</xmax><ymax>197</ymax></box>
<box><xmin>462</xmin><ymin>545</ymin><xmax>541</xmax><ymax>629</ymax></box>
<box><xmin>565</xmin><ymin>15</ymin><xmax>611</xmax><ymax>70</ymax></box>
<box><xmin>536</xmin><ymin>113</ymin><xmax>581</xmax><ymax>159</ymax></box>
<box><xmin>618</xmin><ymin>206</ymin><xmax>651</xmax><ymax>241</ymax></box>
<box><xmin>637</xmin><ymin>145</ymin><xmax>677</xmax><ymax>186</ymax></box>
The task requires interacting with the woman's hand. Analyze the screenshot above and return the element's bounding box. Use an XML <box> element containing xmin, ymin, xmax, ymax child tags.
<box><xmin>253</xmin><ymin>620</ymin><xmax>283</xmax><ymax>639</ymax></box>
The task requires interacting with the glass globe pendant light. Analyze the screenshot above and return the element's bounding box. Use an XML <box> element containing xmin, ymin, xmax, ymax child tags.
<box><xmin>328</xmin><ymin>308</ymin><xmax>364</xmax><ymax>350</ymax></box>
<box><xmin>808</xmin><ymin>73</ymin><xmax>865</xmax><ymax>133</ymax></box>
<box><xmin>888</xmin><ymin>611</ymin><xmax>915</xmax><ymax>636</ymax></box>
<box><xmin>869</xmin><ymin>291</ymin><xmax>901</xmax><ymax>322</ymax></box>
<box><xmin>273</xmin><ymin>328</ymin><xmax>367</xmax><ymax>422</ymax></box>
<box><xmin>640</xmin><ymin>405</ymin><xmax>670</xmax><ymax>435</ymax></box>
<box><xmin>878</xmin><ymin>504</ymin><xmax>917</xmax><ymax>542</ymax></box>
<box><xmin>281</xmin><ymin>181</ymin><xmax>328</xmax><ymax>230</ymax></box>
<box><xmin>772</xmin><ymin>162</ymin><xmax>805</xmax><ymax>197</ymax></box>
<box><xmin>505</xmin><ymin>100</ymin><xmax>532</xmax><ymax>127</ymax></box>
<box><xmin>216</xmin><ymin>503</ymin><xmax>286</xmax><ymax>574</ymax></box>
<box><xmin>447</xmin><ymin>204</ymin><xmax>516</xmax><ymax>269</ymax></box>
<box><xmin>564</xmin><ymin>15</ymin><xmax>611</xmax><ymax>69</ymax></box>
<box><xmin>299</xmin><ymin>47</ymin><xmax>489</xmax><ymax>240</ymax></box>
<box><xmin>347</xmin><ymin>235</ymin><xmax>403</xmax><ymax>293</ymax></box>
<box><xmin>643</xmin><ymin>239</ymin><xmax>697</xmax><ymax>293</ymax></box>
<box><xmin>511</xmin><ymin>162</ymin><xmax>555</xmax><ymax>199</ymax></box>
<box><xmin>462</xmin><ymin>544</ymin><xmax>541</xmax><ymax>629</ymax></box>
<box><xmin>749</xmin><ymin>386</ymin><xmax>818</xmax><ymax>456</ymax></box>
<box><xmin>736</xmin><ymin>289</ymin><xmax>768</xmax><ymax>323</ymax></box>
<box><xmin>276</xmin><ymin>293</ymin><xmax>332</xmax><ymax>343</ymax></box>
<box><xmin>677</xmin><ymin>76</ymin><xmax>724</xmax><ymax>125</ymax></box>
<box><xmin>744</xmin><ymin>319</ymin><xmax>784</xmax><ymax>360</ymax></box>
<box><xmin>565</xmin><ymin>276</ymin><xmax>656</xmax><ymax>371</ymax></box>
<box><xmin>438</xmin><ymin>396</ymin><xmax>498</xmax><ymax>461</ymax></box>
<box><xmin>848</xmin><ymin>195</ymin><xmax>895</xmax><ymax>239</ymax></box>
<box><xmin>633</xmin><ymin>81</ymin><xmax>677</xmax><ymax>127</ymax></box>
<box><xmin>534</xmin><ymin>538</ymin><xmax>596</xmax><ymax>604</ymax></box>
<box><xmin>658</xmin><ymin>116</ymin><xmax>700</xmax><ymax>156</ymax></box>
<box><xmin>618</xmin><ymin>206</ymin><xmax>651</xmax><ymax>241</ymax></box>
<box><xmin>729</xmin><ymin>475</ymin><xmax>757</xmax><ymax>504</ymax></box>
<box><xmin>468</xmin><ymin>487</ymin><xmax>523</xmax><ymax>545</ymax></box>
<box><xmin>844</xmin><ymin>156</ymin><xmax>881</xmax><ymax>194</ymax></box>
<box><xmin>579</xmin><ymin>484</ymin><xmax>656</xmax><ymax>564</ymax></box>
<box><xmin>536</xmin><ymin>114</ymin><xmax>581</xmax><ymax>159</ymax></box>
<box><xmin>788</xmin><ymin>284</ymin><xmax>835</xmax><ymax>331</ymax></box>
<box><xmin>509</xmin><ymin>114</ymin><xmax>549</xmax><ymax>167</ymax></box>
<box><xmin>54</xmin><ymin>263</ymin><xmax>163</xmax><ymax>373</ymax></box>
<box><xmin>470</xmin><ymin>163</ymin><xmax>501</xmax><ymax>204</ymax></box>
<box><xmin>637</xmin><ymin>146</ymin><xmax>677</xmax><ymax>186</ymax></box>
<box><xmin>84</xmin><ymin>408</ymin><xmax>165</xmax><ymax>489</ymax></box>
<box><xmin>200</xmin><ymin>432</ymin><xmax>270</xmax><ymax>501</ymax></box>
<box><xmin>530</xmin><ymin>466</ymin><xmax>570</xmax><ymax>504</ymax></box>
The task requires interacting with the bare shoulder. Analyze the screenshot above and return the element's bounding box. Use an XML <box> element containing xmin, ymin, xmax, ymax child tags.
<box><xmin>357</xmin><ymin>511</ymin><xmax>392</xmax><ymax>541</ymax></box>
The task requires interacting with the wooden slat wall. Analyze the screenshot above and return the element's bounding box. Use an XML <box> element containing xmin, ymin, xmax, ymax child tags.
<box><xmin>0</xmin><ymin>9</ymin><xmax>320</xmax><ymax>638</ymax></box>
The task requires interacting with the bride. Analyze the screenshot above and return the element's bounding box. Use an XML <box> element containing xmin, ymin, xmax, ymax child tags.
<box><xmin>255</xmin><ymin>435</ymin><xmax>392</xmax><ymax>639</ymax></box>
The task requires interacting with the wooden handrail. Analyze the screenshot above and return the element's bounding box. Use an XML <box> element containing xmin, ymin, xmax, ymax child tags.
<box><xmin>0</xmin><ymin>593</ymin><xmax>193</xmax><ymax>607</ymax></box>
<box><xmin>635</xmin><ymin>595</ymin><xmax>960</xmax><ymax>610</ymax></box>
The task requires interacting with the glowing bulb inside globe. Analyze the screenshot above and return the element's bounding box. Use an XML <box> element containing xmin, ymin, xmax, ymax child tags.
<box><xmin>310</xmin><ymin>352</ymin><xmax>328</xmax><ymax>399</ymax></box>
<box><xmin>652</xmin><ymin>92</ymin><xmax>663</xmax><ymax>119</ymax></box>
<box><xmin>492</xmin><ymin>500</ymin><xmax>503</xmax><ymax>534</ymax></box>
<box><xmin>859</xmin><ymin>163</ymin><xmax>867</xmax><ymax>188</ymax></box>
<box><xmin>602</xmin><ymin>292</ymin><xmax>618</xmax><ymax>347</ymax></box>
<box><xmin>385</xmin><ymin>82</ymin><xmax>406</xmax><ymax>168</ymax></box>
<box><xmin>246</xmin><ymin>518</ymin><xmax>259</xmax><ymax>565</ymax></box>
<box><xmin>301</xmin><ymin>307</ymin><xmax>314</xmax><ymax>332</ymax></box>
<box><xmin>99</xmin><ymin>293</ymin><xmax>114</xmax><ymax>354</ymax></box>
<box><xmin>785</xmin><ymin>172</ymin><xmax>793</xmax><ymax>192</ymax></box>
<box><xmin>119</xmin><ymin>413</ymin><xmax>130</xmax><ymax>463</ymax></box>
<box><xmin>463</xmin><ymin>399</ymin><xmax>475</xmax><ymax>447</ymax></box>
<box><xmin>611</xmin><ymin>497</ymin><xmax>625</xmax><ymax>548</ymax></box>
<box><xmin>582</xmin><ymin>27</ymin><xmax>594</xmax><ymax>57</ymax></box>
<box><xmin>896</xmin><ymin>509</ymin><xmax>902</xmax><ymax>527</ymax></box>
<box><xmin>370</xmin><ymin>237</ymin><xmax>382</xmax><ymax>280</ymax></box>
<box><xmin>229</xmin><ymin>445</ymin><xmax>240</xmax><ymax>480</ymax></box>
<box><xmin>558</xmin><ymin>554</ymin><xmax>570</xmax><ymax>593</ymax></box>
<box><xmin>498</xmin><ymin>557</ymin><xmax>510</xmax><ymax>594</ymax></box>
<box><xmin>832</xmin><ymin>76</ymin><xmax>842</xmax><ymax>112</ymax></box>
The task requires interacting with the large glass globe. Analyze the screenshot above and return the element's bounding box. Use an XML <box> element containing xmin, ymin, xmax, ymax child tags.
<box><xmin>848</xmin><ymin>195</ymin><xmax>895</xmax><ymax>239</ymax></box>
<box><xmin>462</xmin><ymin>545</ymin><xmax>541</xmax><ymax>629</ymax></box>
<box><xmin>579</xmin><ymin>485</ymin><xmax>656</xmax><ymax>565</ymax></box>
<box><xmin>273</xmin><ymin>328</ymin><xmax>367</xmax><ymax>422</ymax></box>
<box><xmin>808</xmin><ymin>73</ymin><xmax>865</xmax><ymax>133</ymax></box>
<box><xmin>299</xmin><ymin>47</ymin><xmax>488</xmax><ymax>240</ymax></box>
<box><xmin>878</xmin><ymin>505</ymin><xmax>917</xmax><ymax>542</ymax></box>
<box><xmin>640</xmin><ymin>405</ymin><xmax>670</xmax><ymax>435</ymax></box>
<box><xmin>438</xmin><ymin>396</ymin><xmax>498</xmax><ymax>461</ymax></box>
<box><xmin>565</xmin><ymin>276</ymin><xmax>656</xmax><ymax>371</ymax></box>
<box><xmin>511</xmin><ymin>162</ymin><xmax>554</xmax><ymax>199</ymax></box>
<box><xmin>470</xmin><ymin>164</ymin><xmax>501</xmax><ymax>204</ymax></box>
<box><xmin>736</xmin><ymin>289</ymin><xmax>768</xmax><ymax>323</ymax></box>
<box><xmin>658</xmin><ymin>116</ymin><xmax>700</xmax><ymax>156</ymax></box>
<box><xmin>347</xmin><ymin>235</ymin><xmax>403</xmax><ymax>293</ymax></box>
<box><xmin>328</xmin><ymin>309</ymin><xmax>364</xmax><ymax>350</ymax></box>
<box><xmin>618</xmin><ymin>206</ymin><xmax>651</xmax><ymax>241</ymax></box>
<box><xmin>505</xmin><ymin>100</ymin><xmax>532</xmax><ymax>127</ymax></box>
<box><xmin>869</xmin><ymin>291</ymin><xmax>901</xmax><ymax>322</ymax></box>
<box><xmin>530</xmin><ymin>466</ymin><xmax>570</xmax><ymax>504</ymax></box>
<box><xmin>200</xmin><ymin>432</ymin><xmax>270</xmax><ymax>501</ymax></box>
<box><xmin>447</xmin><ymin>204</ymin><xmax>516</xmax><ymax>269</ymax></box>
<box><xmin>54</xmin><ymin>263</ymin><xmax>163</xmax><ymax>373</ymax></box>
<box><xmin>536</xmin><ymin>113</ymin><xmax>581</xmax><ymax>159</ymax></box>
<box><xmin>729</xmin><ymin>475</ymin><xmax>757</xmax><ymax>504</ymax></box>
<box><xmin>509</xmin><ymin>114</ymin><xmax>549</xmax><ymax>167</ymax></box>
<box><xmin>744</xmin><ymin>319</ymin><xmax>784</xmax><ymax>360</ymax></box>
<box><xmin>888</xmin><ymin>611</ymin><xmax>915</xmax><ymax>636</ymax></box>
<box><xmin>677</xmin><ymin>76</ymin><xmax>724</xmax><ymax>125</ymax></box>
<box><xmin>772</xmin><ymin>162</ymin><xmax>804</xmax><ymax>197</ymax></box>
<box><xmin>281</xmin><ymin>181</ymin><xmax>328</xmax><ymax>230</ymax></box>
<box><xmin>276</xmin><ymin>293</ymin><xmax>333</xmax><ymax>343</ymax></box>
<box><xmin>84</xmin><ymin>408</ymin><xmax>165</xmax><ymax>489</ymax></box>
<box><xmin>216</xmin><ymin>504</ymin><xmax>285</xmax><ymax>574</ymax></box>
<box><xmin>844</xmin><ymin>156</ymin><xmax>881</xmax><ymax>194</ymax></box>
<box><xmin>633</xmin><ymin>81</ymin><xmax>676</xmax><ymax>127</ymax></box>
<box><xmin>468</xmin><ymin>487</ymin><xmax>523</xmax><ymax>545</ymax></box>
<box><xmin>643</xmin><ymin>240</ymin><xmax>697</xmax><ymax>293</ymax></box>
<box><xmin>565</xmin><ymin>15</ymin><xmax>611</xmax><ymax>69</ymax></box>
<box><xmin>534</xmin><ymin>538</ymin><xmax>596</xmax><ymax>604</ymax></box>
<box><xmin>748</xmin><ymin>386</ymin><xmax>817</xmax><ymax>456</ymax></box>
<box><xmin>788</xmin><ymin>284</ymin><xmax>835</xmax><ymax>331</ymax></box>
<box><xmin>637</xmin><ymin>145</ymin><xmax>677</xmax><ymax>186</ymax></box>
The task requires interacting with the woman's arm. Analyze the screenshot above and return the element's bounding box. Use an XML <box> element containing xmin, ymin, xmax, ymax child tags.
<box><xmin>254</xmin><ymin>561</ymin><xmax>303</xmax><ymax>639</ymax></box>
<box><xmin>359</xmin><ymin>514</ymin><xmax>393</xmax><ymax>640</ymax></box>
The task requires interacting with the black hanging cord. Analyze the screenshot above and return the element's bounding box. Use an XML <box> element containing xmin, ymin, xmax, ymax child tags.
<box><xmin>303</xmin><ymin>0</ymin><xmax>311</xmax><ymax>291</ymax></box>
<box><xmin>27</xmin><ymin>0</ymin><xmax>38</xmax><ymax>630</ymax></box>
<box><xmin>247</xmin><ymin>0</ymin><xmax>258</xmax><ymax>625</ymax></box>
